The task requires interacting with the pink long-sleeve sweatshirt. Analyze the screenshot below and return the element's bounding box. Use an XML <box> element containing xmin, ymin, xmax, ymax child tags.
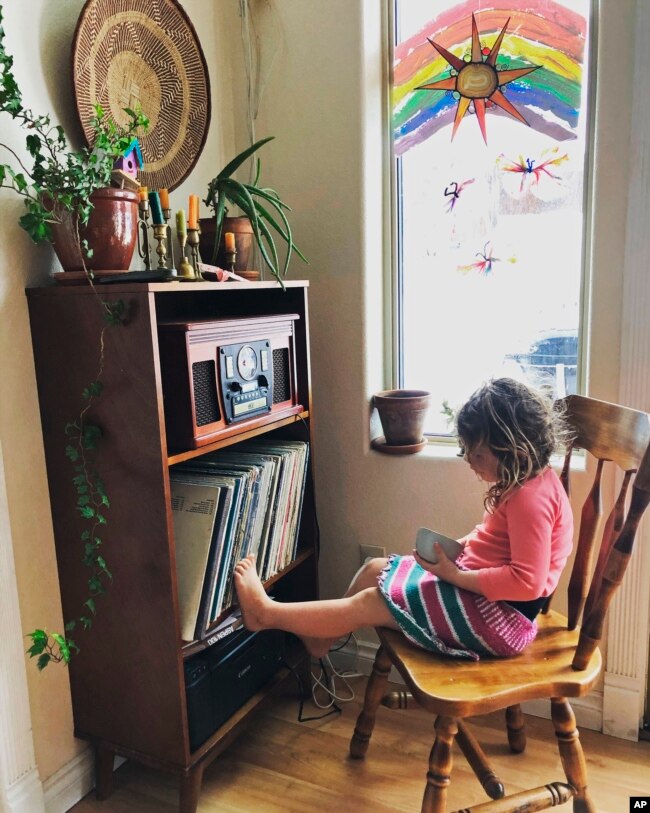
<box><xmin>457</xmin><ymin>467</ymin><xmax>574</xmax><ymax>602</ymax></box>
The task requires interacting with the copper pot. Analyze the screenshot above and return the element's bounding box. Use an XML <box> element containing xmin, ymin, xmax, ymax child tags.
<box><xmin>49</xmin><ymin>187</ymin><xmax>139</xmax><ymax>272</ymax></box>
<box><xmin>198</xmin><ymin>215</ymin><xmax>254</xmax><ymax>271</ymax></box>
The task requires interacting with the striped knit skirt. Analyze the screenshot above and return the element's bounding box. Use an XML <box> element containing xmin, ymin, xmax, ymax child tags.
<box><xmin>378</xmin><ymin>555</ymin><xmax>537</xmax><ymax>661</ymax></box>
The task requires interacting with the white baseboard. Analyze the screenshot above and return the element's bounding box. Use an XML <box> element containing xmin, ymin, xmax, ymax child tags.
<box><xmin>42</xmin><ymin>747</ymin><xmax>126</xmax><ymax>813</ymax></box>
<box><xmin>328</xmin><ymin>638</ymin><xmax>604</xmax><ymax>733</ymax></box>
<box><xmin>42</xmin><ymin>748</ymin><xmax>94</xmax><ymax>813</ymax></box>
<box><xmin>3</xmin><ymin>769</ymin><xmax>45</xmax><ymax>813</ymax></box>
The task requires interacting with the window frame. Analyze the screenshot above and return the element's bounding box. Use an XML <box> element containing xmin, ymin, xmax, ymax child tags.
<box><xmin>386</xmin><ymin>0</ymin><xmax>600</xmax><ymax>443</ymax></box>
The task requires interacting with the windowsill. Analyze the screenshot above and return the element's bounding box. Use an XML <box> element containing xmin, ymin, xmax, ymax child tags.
<box><xmin>417</xmin><ymin>439</ymin><xmax>587</xmax><ymax>472</ymax></box>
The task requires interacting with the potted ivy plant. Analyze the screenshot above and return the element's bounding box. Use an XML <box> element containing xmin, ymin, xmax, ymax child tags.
<box><xmin>0</xmin><ymin>6</ymin><xmax>148</xmax><ymax>273</ymax></box>
<box><xmin>200</xmin><ymin>136</ymin><xmax>308</xmax><ymax>285</ymax></box>
<box><xmin>1</xmin><ymin>6</ymin><xmax>149</xmax><ymax>668</ymax></box>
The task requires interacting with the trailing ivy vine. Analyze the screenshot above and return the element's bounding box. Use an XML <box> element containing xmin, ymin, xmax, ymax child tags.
<box><xmin>0</xmin><ymin>6</ymin><xmax>147</xmax><ymax>668</ymax></box>
<box><xmin>26</xmin><ymin>300</ymin><xmax>127</xmax><ymax>669</ymax></box>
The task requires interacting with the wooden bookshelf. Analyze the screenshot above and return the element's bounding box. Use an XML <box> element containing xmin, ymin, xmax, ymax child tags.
<box><xmin>26</xmin><ymin>280</ymin><xmax>317</xmax><ymax>813</ymax></box>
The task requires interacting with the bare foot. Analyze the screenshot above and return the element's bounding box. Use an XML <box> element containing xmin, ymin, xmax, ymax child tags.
<box><xmin>234</xmin><ymin>554</ymin><xmax>272</xmax><ymax>631</ymax></box>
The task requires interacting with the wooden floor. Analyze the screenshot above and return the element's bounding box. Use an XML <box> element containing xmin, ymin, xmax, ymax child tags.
<box><xmin>69</xmin><ymin>674</ymin><xmax>649</xmax><ymax>813</ymax></box>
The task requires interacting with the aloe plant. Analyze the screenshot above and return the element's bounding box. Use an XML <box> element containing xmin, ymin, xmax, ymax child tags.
<box><xmin>203</xmin><ymin>136</ymin><xmax>307</xmax><ymax>285</ymax></box>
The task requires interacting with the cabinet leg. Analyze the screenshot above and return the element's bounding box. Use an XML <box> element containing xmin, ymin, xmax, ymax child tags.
<box><xmin>179</xmin><ymin>763</ymin><xmax>204</xmax><ymax>813</ymax></box>
<box><xmin>94</xmin><ymin>744</ymin><xmax>115</xmax><ymax>800</ymax></box>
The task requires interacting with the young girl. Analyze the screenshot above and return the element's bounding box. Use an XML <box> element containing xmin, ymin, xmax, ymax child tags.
<box><xmin>234</xmin><ymin>378</ymin><xmax>574</xmax><ymax>661</ymax></box>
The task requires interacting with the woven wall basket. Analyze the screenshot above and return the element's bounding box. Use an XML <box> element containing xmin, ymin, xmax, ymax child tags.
<box><xmin>72</xmin><ymin>0</ymin><xmax>211</xmax><ymax>191</ymax></box>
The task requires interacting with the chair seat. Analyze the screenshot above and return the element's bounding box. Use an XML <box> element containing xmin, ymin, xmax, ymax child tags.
<box><xmin>377</xmin><ymin>609</ymin><xmax>602</xmax><ymax>718</ymax></box>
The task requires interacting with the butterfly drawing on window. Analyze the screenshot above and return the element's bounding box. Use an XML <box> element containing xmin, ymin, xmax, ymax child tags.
<box><xmin>457</xmin><ymin>242</ymin><xmax>516</xmax><ymax>276</ymax></box>
<box><xmin>444</xmin><ymin>178</ymin><xmax>475</xmax><ymax>212</ymax></box>
<box><xmin>497</xmin><ymin>147</ymin><xmax>568</xmax><ymax>193</ymax></box>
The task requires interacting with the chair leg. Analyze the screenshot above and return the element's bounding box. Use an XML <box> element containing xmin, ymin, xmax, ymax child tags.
<box><xmin>551</xmin><ymin>697</ymin><xmax>596</xmax><ymax>813</ymax></box>
<box><xmin>422</xmin><ymin>715</ymin><xmax>458</xmax><ymax>813</ymax></box>
<box><xmin>505</xmin><ymin>703</ymin><xmax>527</xmax><ymax>753</ymax></box>
<box><xmin>349</xmin><ymin>645</ymin><xmax>392</xmax><ymax>759</ymax></box>
<box><xmin>456</xmin><ymin>720</ymin><xmax>505</xmax><ymax>800</ymax></box>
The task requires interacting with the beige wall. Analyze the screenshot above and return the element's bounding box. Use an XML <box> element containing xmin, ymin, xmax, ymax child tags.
<box><xmin>246</xmin><ymin>0</ymin><xmax>635</xmax><ymax>603</ymax></box>
<box><xmin>0</xmin><ymin>0</ymin><xmax>639</xmax><ymax>790</ymax></box>
<box><xmin>0</xmin><ymin>0</ymin><xmax>240</xmax><ymax>784</ymax></box>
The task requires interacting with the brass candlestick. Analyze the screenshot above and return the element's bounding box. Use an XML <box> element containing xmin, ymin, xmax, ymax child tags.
<box><xmin>137</xmin><ymin>200</ymin><xmax>152</xmax><ymax>270</ymax></box>
<box><xmin>175</xmin><ymin>219</ymin><xmax>197</xmax><ymax>280</ymax></box>
<box><xmin>152</xmin><ymin>223</ymin><xmax>172</xmax><ymax>274</ymax></box>
<box><xmin>162</xmin><ymin>207</ymin><xmax>177</xmax><ymax>276</ymax></box>
<box><xmin>186</xmin><ymin>227</ymin><xmax>203</xmax><ymax>280</ymax></box>
<box><xmin>225</xmin><ymin>248</ymin><xmax>237</xmax><ymax>273</ymax></box>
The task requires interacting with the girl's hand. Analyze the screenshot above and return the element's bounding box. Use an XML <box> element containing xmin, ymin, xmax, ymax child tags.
<box><xmin>413</xmin><ymin>542</ymin><xmax>459</xmax><ymax>582</ymax></box>
<box><xmin>413</xmin><ymin>543</ymin><xmax>484</xmax><ymax>595</ymax></box>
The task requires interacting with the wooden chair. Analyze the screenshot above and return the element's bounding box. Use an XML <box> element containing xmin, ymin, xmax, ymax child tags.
<box><xmin>350</xmin><ymin>394</ymin><xmax>650</xmax><ymax>813</ymax></box>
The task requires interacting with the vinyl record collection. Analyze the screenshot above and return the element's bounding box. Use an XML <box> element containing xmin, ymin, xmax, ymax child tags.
<box><xmin>170</xmin><ymin>439</ymin><xmax>309</xmax><ymax>642</ymax></box>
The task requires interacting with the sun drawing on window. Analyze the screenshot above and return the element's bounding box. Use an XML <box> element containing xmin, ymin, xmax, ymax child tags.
<box><xmin>418</xmin><ymin>14</ymin><xmax>540</xmax><ymax>144</ymax></box>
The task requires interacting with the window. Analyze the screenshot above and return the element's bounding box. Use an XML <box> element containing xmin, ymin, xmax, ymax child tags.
<box><xmin>392</xmin><ymin>1</ymin><xmax>593</xmax><ymax>436</ymax></box>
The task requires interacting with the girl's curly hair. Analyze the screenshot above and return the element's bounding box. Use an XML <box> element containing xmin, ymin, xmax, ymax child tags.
<box><xmin>455</xmin><ymin>377</ymin><xmax>574</xmax><ymax>512</ymax></box>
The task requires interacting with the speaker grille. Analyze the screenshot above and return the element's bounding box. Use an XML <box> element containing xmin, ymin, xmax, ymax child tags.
<box><xmin>272</xmin><ymin>348</ymin><xmax>291</xmax><ymax>404</ymax></box>
<box><xmin>192</xmin><ymin>360</ymin><xmax>221</xmax><ymax>425</ymax></box>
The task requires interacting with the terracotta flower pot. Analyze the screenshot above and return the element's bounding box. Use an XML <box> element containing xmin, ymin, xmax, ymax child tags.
<box><xmin>198</xmin><ymin>215</ymin><xmax>254</xmax><ymax>271</ymax></box>
<box><xmin>373</xmin><ymin>389</ymin><xmax>433</xmax><ymax>446</ymax></box>
<box><xmin>49</xmin><ymin>187</ymin><xmax>139</xmax><ymax>272</ymax></box>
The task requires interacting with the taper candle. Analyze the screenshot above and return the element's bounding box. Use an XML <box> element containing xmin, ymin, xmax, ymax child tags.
<box><xmin>188</xmin><ymin>195</ymin><xmax>197</xmax><ymax>228</ymax></box>
<box><xmin>148</xmin><ymin>190</ymin><xmax>165</xmax><ymax>225</ymax></box>
<box><xmin>176</xmin><ymin>209</ymin><xmax>187</xmax><ymax>239</ymax></box>
<box><xmin>158</xmin><ymin>188</ymin><xmax>170</xmax><ymax>209</ymax></box>
<box><xmin>138</xmin><ymin>185</ymin><xmax>148</xmax><ymax>202</ymax></box>
<box><xmin>224</xmin><ymin>232</ymin><xmax>236</xmax><ymax>252</ymax></box>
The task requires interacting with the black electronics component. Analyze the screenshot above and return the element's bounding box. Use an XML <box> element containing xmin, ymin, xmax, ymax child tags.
<box><xmin>218</xmin><ymin>339</ymin><xmax>272</xmax><ymax>424</ymax></box>
<box><xmin>184</xmin><ymin>628</ymin><xmax>285</xmax><ymax>751</ymax></box>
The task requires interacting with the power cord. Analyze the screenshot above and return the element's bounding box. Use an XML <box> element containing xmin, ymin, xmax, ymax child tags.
<box><xmin>283</xmin><ymin>634</ymin><xmax>365</xmax><ymax>722</ymax></box>
<box><xmin>282</xmin><ymin>658</ymin><xmax>341</xmax><ymax>722</ymax></box>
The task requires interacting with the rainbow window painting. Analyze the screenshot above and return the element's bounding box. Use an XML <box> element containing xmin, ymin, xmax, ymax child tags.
<box><xmin>394</xmin><ymin>0</ymin><xmax>588</xmax><ymax>153</ymax></box>
<box><xmin>393</xmin><ymin>1</ymin><xmax>592</xmax><ymax>437</ymax></box>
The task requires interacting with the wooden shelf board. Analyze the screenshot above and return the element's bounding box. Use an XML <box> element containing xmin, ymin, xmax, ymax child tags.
<box><xmin>180</xmin><ymin>549</ymin><xmax>314</xmax><ymax>658</ymax></box>
<box><xmin>167</xmin><ymin>411</ymin><xmax>309</xmax><ymax>465</ymax></box>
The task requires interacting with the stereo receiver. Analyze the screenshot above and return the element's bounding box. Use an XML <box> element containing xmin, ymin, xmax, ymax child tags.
<box><xmin>158</xmin><ymin>314</ymin><xmax>303</xmax><ymax>449</ymax></box>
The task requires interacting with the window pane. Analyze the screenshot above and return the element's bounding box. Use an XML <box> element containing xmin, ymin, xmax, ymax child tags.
<box><xmin>393</xmin><ymin>0</ymin><xmax>592</xmax><ymax>436</ymax></box>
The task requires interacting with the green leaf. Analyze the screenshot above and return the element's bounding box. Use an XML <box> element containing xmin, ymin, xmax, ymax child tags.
<box><xmin>78</xmin><ymin>505</ymin><xmax>95</xmax><ymax>519</ymax></box>
<box><xmin>27</xmin><ymin>628</ymin><xmax>48</xmax><ymax>645</ymax></box>
<box><xmin>84</xmin><ymin>598</ymin><xmax>96</xmax><ymax>615</ymax></box>
<box><xmin>25</xmin><ymin>133</ymin><xmax>40</xmax><ymax>156</ymax></box>
<box><xmin>210</xmin><ymin>189</ymin><xmax>227</xmax><ymax>264</ymax></box>
<box><xmin>26</xmin><ymin>631</ymin><xmax>48</xmax><ymax>656</ymax></box>
<box><xmin>217</xmin><ymin>136</ymin><xmax>275</xmax><ymax>180</ymax></box>
<box><xmin>36</xmin><ymin>653</ymin><xmax>51</xmax><ymax>670</ymax></box>
<box><xmin>65</xmin><ymin>445</ymin><xmax>79</xmax><ymax>462</ymax></box>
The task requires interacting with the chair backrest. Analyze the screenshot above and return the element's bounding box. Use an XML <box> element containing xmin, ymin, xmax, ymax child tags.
<box><xmin>556</xmin><ymin>394</ymin><xmax>650</xmax><ymax>670</ymax></box>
